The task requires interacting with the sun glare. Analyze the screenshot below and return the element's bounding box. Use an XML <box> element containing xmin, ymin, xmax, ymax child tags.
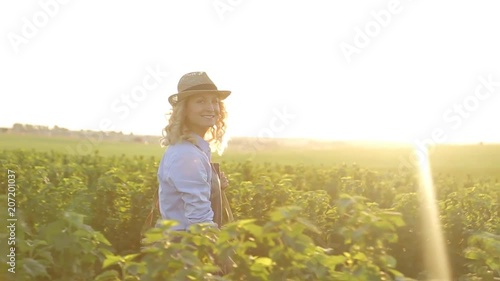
<box><xmin>415</xmin><ymin>145</ymin><xmax>452</xmax><ymax>281</ymax></box>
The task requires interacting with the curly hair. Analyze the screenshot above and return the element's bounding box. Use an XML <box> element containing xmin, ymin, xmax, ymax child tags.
<box><xmin>160</xmin><ymin>98</ymin><xmax>228</xmax><ymax>155</ymax></box>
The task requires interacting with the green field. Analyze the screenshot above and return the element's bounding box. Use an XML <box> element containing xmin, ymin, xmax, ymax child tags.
<box><xmin>1</xmin><ymin>133</ymin><xmax>499</xmax><ymax>279</ymax></box>
<box><xmin>1</xmin><ymin>133</ymin><xmax>499</xmax><ymax>179</ymax></box>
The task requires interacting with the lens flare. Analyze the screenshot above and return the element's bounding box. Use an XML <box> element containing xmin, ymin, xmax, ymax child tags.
<box><xmin>415</xmin><ymin>145</ymin><xmax>452</xmax><ymax>280</ymax></box>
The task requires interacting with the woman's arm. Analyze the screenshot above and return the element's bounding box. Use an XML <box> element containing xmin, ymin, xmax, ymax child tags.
<box><xmin>167</xmin><ymin>149</ymin><xmax>216</xmax><ymax>228</ymax></box>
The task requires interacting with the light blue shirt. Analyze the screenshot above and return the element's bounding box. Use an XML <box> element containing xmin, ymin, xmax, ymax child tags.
<box><xmin>157</xmin><ymin>134</ymin><xmax>216</xmax><ymax>230</ymax></box>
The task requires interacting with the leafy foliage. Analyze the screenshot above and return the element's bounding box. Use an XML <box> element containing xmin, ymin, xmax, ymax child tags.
<box><xmin>0</xmin><ymin>149</ymin><xmax>498</xmax><ymax>280</ymax></box>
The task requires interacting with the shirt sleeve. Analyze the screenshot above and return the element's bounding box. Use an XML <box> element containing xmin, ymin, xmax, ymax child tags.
<box><xmin>166</xmin><ymin>149</ymin><xmax>215</xmax><ymax>227</ymax></box>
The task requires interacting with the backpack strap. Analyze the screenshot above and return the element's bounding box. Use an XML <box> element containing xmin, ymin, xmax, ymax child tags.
<box><xmin>212</xmin><ymin>162</ymin><xmax>234</xmax><ymax>225</ymax></box>
<box><xmin>141</xmin><ymin>186</ymin><xmax>159</xmax><ymax>236</ymax></box>
<box><xmin>210</xmin><ymin>163</ymin><xmax>223</xmax><ymax>228</ymax></box>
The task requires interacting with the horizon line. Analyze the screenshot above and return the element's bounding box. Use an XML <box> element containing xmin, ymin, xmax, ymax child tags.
<box><xmin>1</xmin><ymin>123</ymin><xmax>499</xmax><ymax>145</ymax></box>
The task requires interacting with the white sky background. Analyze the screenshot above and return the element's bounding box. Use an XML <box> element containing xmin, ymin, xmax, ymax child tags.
<box><xmin>1</xmin><ymin>0</ymin><xmax>500</xmax><ymax>144</ymax></box>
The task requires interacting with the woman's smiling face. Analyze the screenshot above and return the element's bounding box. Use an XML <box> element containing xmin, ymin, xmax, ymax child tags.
<box><xmin>185</xmin><ymin>92</ymin><xmax>220</xmax><ymax>136</ymax></box>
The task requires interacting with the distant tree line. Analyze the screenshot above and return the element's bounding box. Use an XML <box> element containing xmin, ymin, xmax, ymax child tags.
<box><xmin>1</xmin><ymin>123</ymin><xmax>158</xmax><ymax>144</ymax></box>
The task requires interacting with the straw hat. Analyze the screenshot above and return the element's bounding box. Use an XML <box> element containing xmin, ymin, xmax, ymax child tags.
<box><xmin>168</xmin><ymin>72</ymin><xmax>231</xmax><ymax>106</ymax></box>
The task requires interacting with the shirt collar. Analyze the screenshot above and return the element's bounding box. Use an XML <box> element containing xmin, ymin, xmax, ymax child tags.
<box><xmin>192</xmin><ymin>133</ymin><xmax>211</xmax><ymax>157</ymax></box>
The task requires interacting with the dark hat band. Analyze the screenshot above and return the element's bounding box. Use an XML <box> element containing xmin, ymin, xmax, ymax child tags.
<box><xmin>181</xmin><ymin>83</ymin><xmax>218</xmax><ymax>92</ymax></box>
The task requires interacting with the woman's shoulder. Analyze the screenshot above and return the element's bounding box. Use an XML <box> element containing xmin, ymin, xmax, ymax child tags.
<box><xmin>161</xmin><ymin>141</ymin><xmax>208</xmax><ymax>173</ymax></box>
<box><xmin>164</xmin><ymin>140</ymin><xmax>200</xmax><ymax>158</ymax></box>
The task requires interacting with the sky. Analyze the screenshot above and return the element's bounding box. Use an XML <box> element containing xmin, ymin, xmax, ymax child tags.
<box><xmin>1</xmin><ymin>0</ymin><xmax>500</xmax><ymax>144</ymax></box>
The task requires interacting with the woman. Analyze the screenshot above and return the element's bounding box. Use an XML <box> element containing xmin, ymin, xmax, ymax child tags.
<box><xmin>157</xmin><ymin>71</ymin><xmax>232</xmax><ymax>231</ymax></box>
